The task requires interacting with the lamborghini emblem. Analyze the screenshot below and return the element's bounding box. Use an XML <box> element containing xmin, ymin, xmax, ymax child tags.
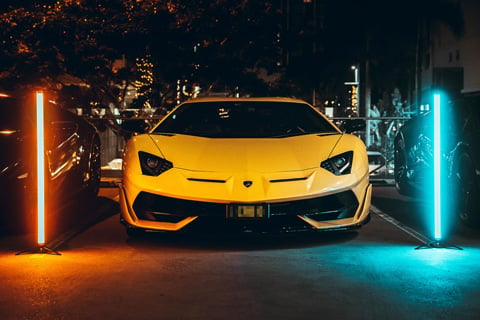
<box><xmin>243</xmin><ymin>181</ymin><xmax>253</xmax><ymax>188</ymax></box>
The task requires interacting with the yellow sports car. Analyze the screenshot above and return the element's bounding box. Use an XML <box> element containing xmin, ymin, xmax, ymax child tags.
<box><xmin>120</xmin><ymin>97</ymin><xmax>371</xmax><ymax>236</ymax></box>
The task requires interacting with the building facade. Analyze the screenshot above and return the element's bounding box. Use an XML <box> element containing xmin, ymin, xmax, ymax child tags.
<box><xmin>418</xmin><ymin>0</ymin><xmax>480</xmax><ymax>108</ymax></box>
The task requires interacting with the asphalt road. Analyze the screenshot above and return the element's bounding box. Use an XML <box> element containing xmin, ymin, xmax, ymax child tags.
<box><xmin>1</xmin><ymin>186</ymin><xmax>480</xmax><ymax>320</ymax></box>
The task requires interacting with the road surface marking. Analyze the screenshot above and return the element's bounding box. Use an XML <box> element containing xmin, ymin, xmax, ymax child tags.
<box><xmin>370</xmin><ymin>204</ymin><xmax>431</xmax><ymax>244</ymax></box>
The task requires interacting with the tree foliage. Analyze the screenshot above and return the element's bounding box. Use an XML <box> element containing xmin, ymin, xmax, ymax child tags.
<box><xmin>0</xmin><ymin>0</ymin><xmax>281</xmax><ymax>107</ymax></box>
<box><xmin>1</xmin><ymin>1</ymin><xmax>150</xmax><ymax>105</ymax></box>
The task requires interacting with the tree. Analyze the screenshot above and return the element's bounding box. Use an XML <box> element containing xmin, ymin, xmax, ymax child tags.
<box><xmin>1</xmin><ymin>1</ymin><xmax>144</xmax><ymax>106</ymax></box>
<box><xmin>0</xmin><ymin>0</ymin><xmax>283</xmax><ymax>107</ymax></box>
<box><xmin>146</xmin><ymin>0</ymin><xmax>282</xmax><ymax>97</ymax></box>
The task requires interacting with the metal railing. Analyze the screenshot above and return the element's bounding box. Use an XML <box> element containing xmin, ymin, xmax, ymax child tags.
<box><xmin>332</xmin><ymin>116</ymin><xmax>412</xmax><ymax>183</ymax></box>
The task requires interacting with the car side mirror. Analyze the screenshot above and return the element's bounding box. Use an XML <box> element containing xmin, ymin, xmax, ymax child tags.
<box><xmin>341</xmin><ymin>119</ymin><xmax>366</xmax><ymax>133</ymax></box>
<box><xmin>121</xmin><ymin>119</ymin><xmax>150</xmax><ymax>134</ymax></box>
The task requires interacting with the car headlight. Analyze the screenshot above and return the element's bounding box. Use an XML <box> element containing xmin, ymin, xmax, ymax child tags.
<box><xmin>139</xmin><ymin>151</ymin><xmax>173</xmax><ymax>176</ymax></box>
<box><xmin>321</xmin><ymin>151</ymin><xmax>353</xmax><ymax>176</ymax></box>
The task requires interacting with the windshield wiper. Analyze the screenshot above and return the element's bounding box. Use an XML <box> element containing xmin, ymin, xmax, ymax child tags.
<box><xmin>316</xmin><ymin>132</ymin><xmax>341</xmax><ymax>136</ymax></box>
<box><xmin>272</xmin><ymin>130</ymin><xmax>337</xmax><ymax>138</ymax></box>
<box><xmin>151</xmin><ymin>132</ymin><xmax>176</xmax><ymax>136</ymax></box>
<box><xmin>274</xmin><ymin>131</ymin><xmax>340</xmax><ymax>138</ymax></box>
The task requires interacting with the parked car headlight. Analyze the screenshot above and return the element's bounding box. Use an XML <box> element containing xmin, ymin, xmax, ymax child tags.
<box><xmin>321</xmin><ymin>151</ymin><xmax>353</xmax><ymax>176</ymax></box>
<box><xmin>139</xmin><ymin>151</ymin><xmax>173</xmax><ymax>176</ymax></box>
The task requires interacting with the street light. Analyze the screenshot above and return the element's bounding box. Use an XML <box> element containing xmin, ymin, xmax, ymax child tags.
<box><xmin>351</xmin><ymin>65</ymin><xmax>359</xmax><ymax>81</ymax></box>
<box><xmin>344</xmin><ymin>65</ymin><xmax>360</xmax><ymax>116</ymax></box>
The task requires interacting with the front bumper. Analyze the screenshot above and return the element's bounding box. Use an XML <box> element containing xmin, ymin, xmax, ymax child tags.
<box><xmin>119</xmin><ymin>182</ymin><xmax>372</xmax><ymax>233</ymax></box>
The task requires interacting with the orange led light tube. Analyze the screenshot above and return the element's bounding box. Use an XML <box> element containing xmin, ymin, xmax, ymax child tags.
<box><xmin>36</xmin><ymin>91</ymin><xmax>45</xmax><ymax>245</ymax></box>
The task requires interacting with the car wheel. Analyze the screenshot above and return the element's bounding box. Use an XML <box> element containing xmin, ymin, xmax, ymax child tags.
<box><xmin>451</xmin><ymin>151</ymin><xmax>480</xmax><ymax>227</ymax></box>
<box><xmin>394</xmin><ymin>141</ymin><xmax>414</xmax><ymax>196</ymax></box>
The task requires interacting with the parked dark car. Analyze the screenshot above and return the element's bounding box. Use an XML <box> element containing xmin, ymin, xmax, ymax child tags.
<box><xmin>0</xmin><ymin>92</ymin><xmax>101</xmax><ymax>234</ymax></box>
<box><xmin>394</xmin><ymin>96</ymin><xmax>480</xmax><ymax>227</ymax></box>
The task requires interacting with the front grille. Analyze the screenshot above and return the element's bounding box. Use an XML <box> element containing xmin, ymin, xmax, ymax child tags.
<box><xmin>181</xmin><ymin>215</ymin><xmax>313</xmax><ymax>233</ymax></box>
<box><xmin>132</xmin><ymin>192</ymin><xmax>226</xmax><ymax>222</ymax></box>
<box><xmin>132</xmin><ymin>190</ymin><xmax>358</xmax><ymax>224</ymax></box>
<box><xmin>270</xmin><ymin>190</ymin><xmax>358</xmax><ymax>221</ymax></box>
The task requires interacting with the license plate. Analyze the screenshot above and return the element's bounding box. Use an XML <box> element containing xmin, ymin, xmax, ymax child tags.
<box><xmin>228</xmin><ymin>204</ymin><xmax>269</xmax><ymax>219</ymax></box>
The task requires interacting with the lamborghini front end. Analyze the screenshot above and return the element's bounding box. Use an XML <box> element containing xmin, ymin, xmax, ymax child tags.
<box><xmin>120</xmin><ymin>97</ymin><xmax>371</xmax><ymax>235</ymax></box>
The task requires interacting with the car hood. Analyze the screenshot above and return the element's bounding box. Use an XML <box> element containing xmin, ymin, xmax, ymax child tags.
<box><xmin>146</xmin><ymin>133</ymin><xmax>343</xmax><ymax>173</ymax></box>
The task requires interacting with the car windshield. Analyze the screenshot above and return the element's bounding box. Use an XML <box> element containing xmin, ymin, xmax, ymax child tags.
<box><xmin>152</xmin><ymin>101</ymin><xmax>339</xmax><ymax>138</ymax></box>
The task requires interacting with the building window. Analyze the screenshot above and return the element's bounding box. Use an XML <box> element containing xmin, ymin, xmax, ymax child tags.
<box><xmin>456</xmin><ymin>49</ymin><xmax>460</xmax><ymax>61</ymax></box>
<box><xmin>449</xmin><ymin>52</ymin><xmax>453</xmax><ymax>63</ymax></box>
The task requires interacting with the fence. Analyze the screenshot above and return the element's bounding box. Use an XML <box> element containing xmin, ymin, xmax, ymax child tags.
<box><xmin>332</xmin><ymin>116</ymin><xmax>412</xmax><ymax>183</ymax></box>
